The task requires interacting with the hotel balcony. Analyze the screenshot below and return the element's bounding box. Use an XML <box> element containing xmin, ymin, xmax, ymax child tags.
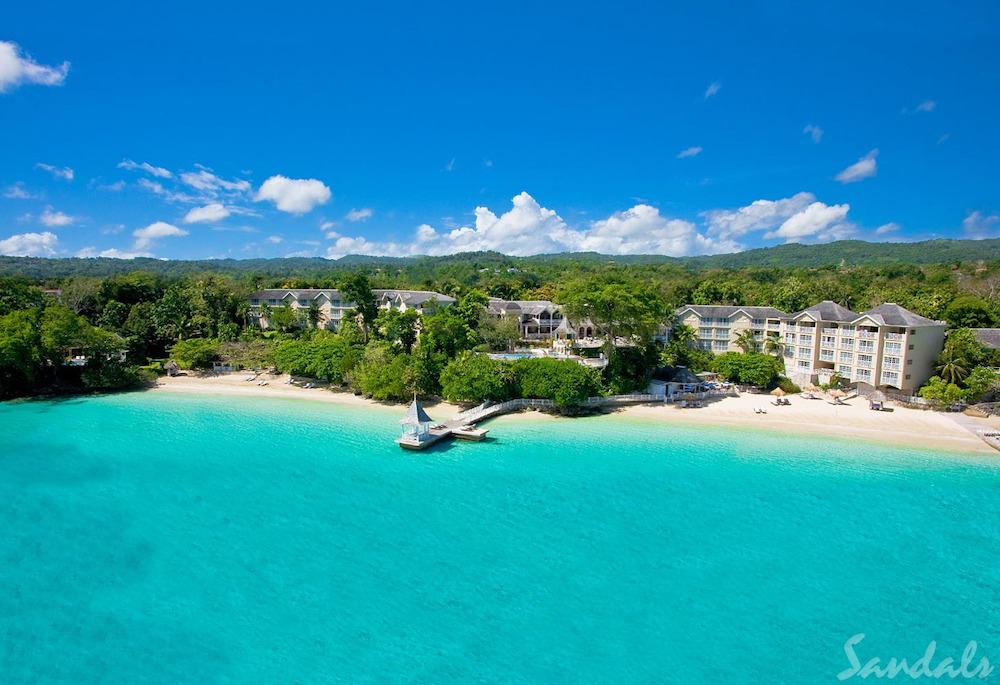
<box><xmin>884</xmin><ymin>332</ymin><xmax>905</xmax><ymax>341</ymax></box>
<box><xmin>767</xmin><ymin>323</ymin><xmax>780</xmax><ymax>330</ymax></box>
<box><xmin>858</xmin><ymin>330</ymin><xmax>878</xmax><ymax>339</ymax></box>
<box><xmin>821</xmin><ymin>328</ymin><xmax>838</xmax><ymax>335</ymax></box>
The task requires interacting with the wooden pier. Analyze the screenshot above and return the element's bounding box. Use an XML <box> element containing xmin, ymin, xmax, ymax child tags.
<box><xmin>396</xmin><ymin>394</ymin><xmax>672</xmax><ymax>450</ymax></box>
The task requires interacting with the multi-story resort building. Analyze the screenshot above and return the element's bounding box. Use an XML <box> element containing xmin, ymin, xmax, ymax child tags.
<box><xmin>674</xmin><ymin>305</ymin><xmax>787</xmax><ymax>353</ymax></box>
<box><xmin>249</xmin><ymin>288</ymin><xmax>455</xmax><ymax>330</ymax></box>
<box><xmin>676</xmin><ymin>301</ymin><xmax>947</xmax><ymax>393</ymax></box>
<box><xmin>485</xmin><ymin>298</ymin><xmax>597</xmax><ymax>340</ymax></box>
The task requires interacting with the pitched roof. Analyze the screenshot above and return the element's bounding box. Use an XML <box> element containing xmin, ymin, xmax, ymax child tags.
<box><xmin>857</xmin><ymin>303</ymin><xmax>942</xmax><ymax>327</ymax></box>
<box><xmin>789</xmin><ymin>300</ymin><xmax>859</xmax><ymax>323</ymax></box>
<box><xmin>972</xmin><ymin>328</ymin><xmax>1000</xmax><ymax>349</ymax></box>
<box><xmin>676</xmin><ymin>305</ymin><xmax>787</xmax><ymax>319</ymax></box>
<box><xmin>399</xmin><ymin>397</ymin><xmax>434</xmax><ymax>425</ymax></box>
<box><xmin>249</xmin><ymin>288</ymin><xmax>455</xmax><ymax>306</ymax></box>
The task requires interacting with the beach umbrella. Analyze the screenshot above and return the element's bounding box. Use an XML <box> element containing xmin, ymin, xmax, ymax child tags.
<box><xmin>802</xmin><ymin>383</ymin><xmax>819</xmax><ymax>392</ymax></box>
<box><xmin>868</xmin><ymin>390</ymin><xmax>886</xmax><ymax>403</ymax></box>
<box><xmin>771</xmin><ymin>387</ymin><xmax>786</xmax><ymax>397</ymax></box>
<box><xmin>681</xmin><ymin>393</ymin><xmax>697</xmax><ymax>402</ymax></box>
<box><xmin>829</xmin><ymin>389</ymin><xmax>844</xmax><ymax>398</ymax></box>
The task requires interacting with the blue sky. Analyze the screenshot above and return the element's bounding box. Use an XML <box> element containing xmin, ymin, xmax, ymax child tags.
<box><xmin>1</xmin><ymin>1</ymin><xmax>997</xmax><ymax>260</ymax></box>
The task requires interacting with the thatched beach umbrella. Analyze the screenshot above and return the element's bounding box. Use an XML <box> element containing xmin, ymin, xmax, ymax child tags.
<box><xmin>681</xmin><ymin>393</ymin><xmax>697</xmax><ymax>402</ymax></box>
<box><xmin>868</xmin><ymin>390</ymin><xmax>887</xmax><ymax>403</ymax></box>
<box><xmin>771</xmin><ymin>387</ymin><xmax>786</xmax><ymax>397</ymax></box>
<box><xmin>829</xmin><ymin>389</ymin><xmax>844</xmax><ymax>398</ymax></box>
<box><xmin>802</xmin><ymin>383</ymin><xmax>819</xmax><ymax>392</ymax></box>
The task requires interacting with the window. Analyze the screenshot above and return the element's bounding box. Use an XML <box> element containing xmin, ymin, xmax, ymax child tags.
<box><xmin>298</xmin><ymin>299</ymin><xmax>308</xmax><ymax>307</ymax></box>
<box><xmin>839</xmin><ymin>366</ymin><xmax>852</xmax><ymax>376</ymax></box>
<box><xmin>856</xmin><ymin>368</ymin><xmax>872</xmax><ymax>382</ymax></box>
<box><xmin>881</xmin><ymin>371</ymin><xmax>900</xmax><ymax>386</ymax></box>
<box><xmin>907</xmin><ymin>359</ymin><xmax>913</xmax><ymax>365</ymax></box>
<box><xmin>713</xmin><ymin>340</ymin><xmax>729</xmax><ymax>351</ymax></box>
<box><xmin>883</xmin><ymin>356</ymin><xmax>901</xmax><ymax>369</ymax></box>
<box><xmin>699</xmin><ymin>328</ymin><xmax>712</xmax><ymax>339</ymax></box>
<box><xmin>839</xmin><ymin>351</ymin><xmax>853</xmax><ymax>363</ymax></box>
<box><xmin>905</xmin><ymin>374</ymin><xmax>911</xmax><ymax>380</ymax></box>
<box><xmin>798</xmin><ymin>347</ymin><xmax>811</xmax><ymax>358</ymax></box>
<box><xmin>820</xmin><ymin>350</ymin><xmax>834</xmax><ymax>361</ymax></box>
<box><xmin>799</xmin><ymin>334</ymin><xmax>813</xmax><ymax>345</ymax></box>
<box><xmin>698</xmin><ymin>341</ymin><xmax>712</xmax><ymax>351</ymax></box>
<box><xmin>752</xmin><ymin>318</ymin><xmax>765</xmax><ymax>327</ymax></box>
<box><xmin>797</xmin><ymin>360</ymin><xmax>810</xmax><ymax>369</ymax></box>
<box><xmin>821</xmin><ymin>336</ymin><xmax>836</xmax><ymax>346</ymax></box>
<box><xmin>858</xmin><ymin>341</ymin><xmax>875</xmax><ymax>353</ymax></box>
<box><xmin>908</xmin><ymin>344</ymin><xmax>915</xmax><ymax>350</ymax></box>
<box><xmin>884</xmin><ymin>342</ymin><xmax>902</xmax><ymax>355</ymax></box>
<box><xmin>857</xmin><ymin>354</ymin><xmax>873</xmax><ymax>367</ymax></box>
<box><xmin>840</xmin><ymin>338</ymin><xmax>854</xmax><ymax>349</ymax></box>
<box><xmin>268</xmin><ymin>299</ymin><xmax>278</xmax><ymax>305</ymax></box>
<box><xmin>785</xmin><ymin>333</ymin><xmax>797</xmax><ymax>343</ymax></box>
<box><xmin>250</xmin><ymin>298</ymin><xmax>259</xmax><ymax>305</ymax></box>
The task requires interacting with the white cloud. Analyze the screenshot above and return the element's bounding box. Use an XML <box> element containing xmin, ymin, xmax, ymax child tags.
<box><xmin>346</xmin><ymin>208</ymin><xmax>373</xmax><ymax>222</ymax></box>
<box><xmin>764</xmin><ymin>201</ymin><xmax>853</xmax><ymax>242</ymax></box>
<box><xmin>137</xmin><ymin>178</ymin><xmax>165</xmax><ymax>195</ymax></box>
<box><xmin>117</xmin><ymin>159</ymin><xmax>172</xmax><ymax>178</ymax></box>
<box><xmin>677</xmin><ymin>146</ymin><xmax>702</xmax><ymax>159</ymax></box>
<box><xmin>35</xmin><ymin>163</ymin><xmax>74</xmax><ymax>181</ymax></box>
<box><xmin>916</xmin><ymin>100</ymin><xmax>936</xmax><ymax>112</ymax></box>
<box><xmin>76</xmin><ymin>247</ymin><xmax>152</xmax><ymax>259</ymax></box>
<box><xmin>2</xmin><ymin>182</ymin><xmax>35</xmax><ymax>199</ymax></box>
<box><xmin>0</xmin><ymin>41</ymin><xmax>69</xmax><ymax>93</ymax></box>
<box><xmin>180</xmin><ymin>169</ymin><xmax>251</xmax><ymax>194</ymax></box>
<box><xmin>874</xmin><ymin>222</ymin><xmax>901</xmax><ymax>235</ymax></box>
<box><xmin>704</xmin><ymin>81</ymin><xmax>721</xmax><ymax>98</ymax></box>
<box><xmin>937</xmin><ymin>133</ymin><xmax>950</xmax><ymax>145</ymax></box>
<box><xmin>320</xmin><ymin>221</ymin><xmax>335</xmax><ymax>231</ymax></box>
<box><xmin>445</xmin><ymin>158</ymin><xmax>456</xmax><ymax>172</ymax></box>
<box><xmin>803</xmin><ymin>124</ymin><xmax>823</xmax><ymax>143</ymax></box>
<box><xmin>100</xmin><ymin>223</ymin><xmax>125</xmax><ymax>235</ymax></box>
<box><xmin>266</xmin><ymin>235</ymin><xmax>283</xmax><ymax>244</ymax></box>
<box><xmin>835</xmin><ymin>149</ymin><xmax>878</xmax><ymax>183</ymax></box>
<box><xmin>40</xmin><ymin>207</ymin><xmax>76</xmax><ymax>227</ymax></box>
<box><xmin>254</xmin><ymin>175</ymin><xmax>331</xmax><ymax>214</ymax></box>
<box><xmin>326</xmin><ymin>192</ymin><xmax>737</xmax><ymax>259</ymax></box>
<box><xmin>703</xmin><ymin>192</ymin><xmax>816</xmax><ymax>241</ymax></box>
<box><xmin>98</xmin><ymin>180</ymin><xmax>126</xmax><ymax>192</ymax></box>
<box><xmin>962</xmin><ymin>211</ymin><xmax>1000</xmax><ymax>239</ymax></box>
<box><xmin>0</xmin><ymin>231</ymin><xmax>59</xmax><ymax>256</ymax></box>
<box><xmin>577</xmin><ymin>205</ymin><xmax>736</xmax><ymax>256</ymax></box>
<box><xmin>132</xmin><ymin>221</ymin><xmax>189</xmax><ymax>249</ymax></box>
<box><xmin>184</xmin><ymin>203</ymin><xmax>230</xmax><ymax>223</ymax></box>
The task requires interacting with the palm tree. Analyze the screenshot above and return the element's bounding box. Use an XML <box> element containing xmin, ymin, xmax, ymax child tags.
<box><xmin>733</xmin><ymin>329</ymin><xmax>760</xmax><ymax>353</ymax></box>
<box><xmin>670</xmin><ymin>323</ymin><xmax>697</xmax><ymax>348</ymax></box>
<box><xmin>936</xmin><ymin>348</ymin><xmax>969</xmax><ymax>385</ymax></box>
<box><xmin>763</xmin><ymin>331</ymin><xmax>784</xmax><ymax>357</ymax></box>
<box><xmin>257</xmin><ymin>302</ymin><xmax>271</xmax><ymax>331</ymax></box>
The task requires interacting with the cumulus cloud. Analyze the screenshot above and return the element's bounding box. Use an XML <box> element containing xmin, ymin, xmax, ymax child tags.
<box><xmin>254</xmin><ymin>175</ymin><xmax>332</xmax><ymax>214</ymax></box>
<box><xmin>835</xmin><ymin>149</ymin><xmax>878</xmax><ymax>183</ymax></box>
<box><xmin>874</xmin><ymin>222</ymin><xmax>901</xmax><ymax>235</ymax></box>
<box><xmin>346</xmin><ymin>208</ymin><xmax>373</xmax><ymax>222</ymax></box>
<box><xmin>803</xmin><ymin>124</ymin><xmax>823</xmax><ymax>143</ymax></box>
<box><xmin>117</xmin><ymin>159</ymin><xmax>172</xmax><ymax>178</ymax></box>
<box><xmin>266</xmin><ymin>235</ymin><xmax>283</xmax><ymax>244</ymax></box>
<box><xmin>915</xmin><ymin>100</ymin><xmax>936</xmax><ymax>112</ymax></box>
<box><xmin>677</xmin><ymin>146</ymin><xmax>702</xmax><ymax>159</ymax></box>
<box><xmin>132</xmin><ymin>221</ymin><xmax>189</xmax><ymax>249</ymax></box>
<box><xmin>703</xmin><ymin>192</ymin><xmax>817</xmax><ymax>240</ymax></box>
<box><xmin>0</xmin><ymin>231</ymin><xmax>59</xmax><ymax>256</ymax></box>
<box><xmin>704</xmin><ymin>81</ymin><xmax>721</xmax><ymax>98</ymax></box>
<box><xmin>0</xmin><ymin>41</ymin><xmax>69</xmax><ymax>93</ymax></box>
<box><xmin>764</xmin><ymin>201</ymin><xmax>853</xmax><ymax>241</ymax></box>
<box><xmin>40</xmin><ymin>207</ymin><xmax>76</xmax><ymax>227</ymax></box>
<box><xmin>2</xmin><ymin>182</ymin><xmax>35</xmax><ymax>199</ymax></box>
<box><xmin>76</xmin><ymin>247</ymin><xmax>153</xmax><ymax>259</ymax></box>
<box><xmin>325</xmin><ymin>192</ymin><xmax>737</xmax><ymax>259</ymax></box>
<box><xmin>962</xmin><ymin>211</ymin><xmax>999</xmax><ymax>239</ymax></box>
<box><xmin>35</xmin><ymin>163</ymin><xmax>74</xmax><ymax>181</ymax></box>
<box><xmin>184</xmin><ymin>203</ymin><xmax>230</xmax><ymax>224</ymax></box>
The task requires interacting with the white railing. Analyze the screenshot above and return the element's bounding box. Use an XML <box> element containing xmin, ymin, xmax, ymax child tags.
<box><xmin>884</xmin><ymin>332</ymin><xmax>905</xmax><ymax>341</ymax></box>
<box><xmin>821</xmin><ymin>328</ymin><xmax>838</xmax><ymax>335</ymax></box>
<box><xmin>858</xmin><ymin>330</ymin><xmax>878</xmax><ymax>339</ymax></box>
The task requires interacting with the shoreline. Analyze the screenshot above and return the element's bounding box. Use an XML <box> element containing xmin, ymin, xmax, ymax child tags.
<box><xmin>151</xmin><ymin>373</ymin><xmax>1000</xmax><ymax>456</ymax></box>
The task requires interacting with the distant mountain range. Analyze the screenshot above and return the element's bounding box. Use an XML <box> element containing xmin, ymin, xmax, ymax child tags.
<box><xmin>2</xmin><ymin>238</ymin><xmax>999</xmax><ymax>279</ymax></box>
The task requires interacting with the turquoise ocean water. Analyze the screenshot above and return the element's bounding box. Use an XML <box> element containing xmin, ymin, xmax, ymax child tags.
<box><xmin>2</xmin><ymin>391</ymin><xmax>999</xmax><ymax>684</ymax></box>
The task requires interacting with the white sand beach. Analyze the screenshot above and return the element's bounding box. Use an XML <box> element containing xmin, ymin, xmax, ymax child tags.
<box><xmin>153</xmin><ymin>373</ymin><xmax>1000</xmax><ymax>456</ymax></box>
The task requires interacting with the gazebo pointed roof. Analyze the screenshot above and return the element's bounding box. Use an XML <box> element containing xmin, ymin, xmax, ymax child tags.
<box><xmin>553</xmin><ymin>317</ymin><xmax>575</xmax><ymax>335</ymax></box>
<box><xmin>399</xmin><ymin>396</ymin><xmax>434</xmax><ymax>425</ymax></box>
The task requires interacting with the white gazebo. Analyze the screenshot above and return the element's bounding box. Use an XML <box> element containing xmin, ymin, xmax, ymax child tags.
<box><xmin>399</xmin><ymin>396</ymin><xmax>435</xmax><ymax>445</ymax></box>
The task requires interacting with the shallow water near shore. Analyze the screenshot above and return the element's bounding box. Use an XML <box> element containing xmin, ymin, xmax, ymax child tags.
<box><xmin>2</xmin><ymin>391</ymin><xmax>999</xmax><ymax>683</ymax></box>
